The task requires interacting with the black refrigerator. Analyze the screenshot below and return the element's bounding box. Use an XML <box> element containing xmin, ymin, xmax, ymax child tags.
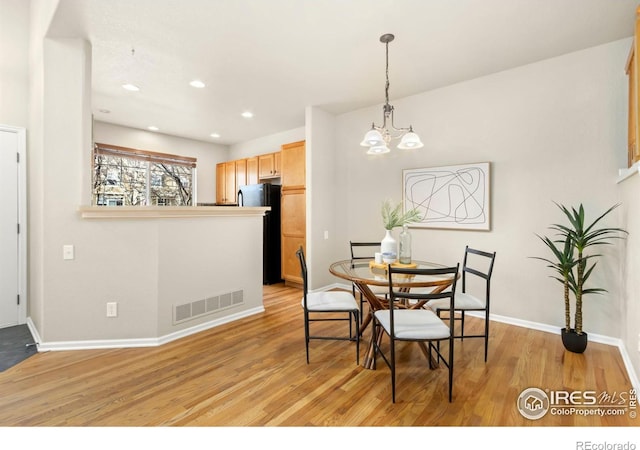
<box><xmin>237</xmin><ymin>183</ymin><xmax>282</xmax><ymax>285</ymax></box>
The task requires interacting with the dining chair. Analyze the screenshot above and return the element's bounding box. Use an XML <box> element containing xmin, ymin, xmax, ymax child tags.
<box><xmin>349</xmin><ymin>241</ymin><xmax>388</xmax><ymax>322</ymax></box>
<box><xmin>427</xmin><ymin>246</ymin><xmax>496</xmax><ymax>362</ymax></box>
<box><xmin>372</xmin><ymin>264</ymin><xmax>459</xmax><ymax>403</ymax></box>
<box><xmin>296</xmin><ymin>246</ymin><xmax>360</xmax><ymax>364</ymax></box>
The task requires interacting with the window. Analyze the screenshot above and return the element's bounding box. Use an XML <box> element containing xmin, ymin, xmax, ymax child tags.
<box><xmin>93</xmin><ymin>143</ymin><xmax>196</xmax><ymax>206</ymax></box>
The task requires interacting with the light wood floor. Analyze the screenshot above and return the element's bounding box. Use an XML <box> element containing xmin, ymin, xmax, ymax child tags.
<box><xmin>0</xmin><ymin>283</ymin><xmax>636</xmax><ymax>426</ymax></box>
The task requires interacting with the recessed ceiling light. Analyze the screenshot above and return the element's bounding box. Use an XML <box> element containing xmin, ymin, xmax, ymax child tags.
<box><xmin>210</xmin><ymin>133</ymin><xmax>220</xmax><ymax>138</ymax></box>
<box><xmin>122</xmin><ymin>83</ymin><xmax>140</xmax><ymax>92</ymax></box>
<box><xmin>148</xmin><ymin>126</ymin><xmax>159</xmax><ymax>131</ymax></box>
<box><xmin>190</xmin><ymin>80</ymin><xmax>206</xmax><ymax>88</ymax></box>
<box><xmin>241</xmin><ymin>111</ymin><xmax>253</xmax><ymax>119</ymax></box>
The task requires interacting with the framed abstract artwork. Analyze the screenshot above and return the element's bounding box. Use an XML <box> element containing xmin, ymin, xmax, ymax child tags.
<box><xmin>403</xmin><ymin>162</ymin><xmax>491</xmax><ymax>230</ymax></box>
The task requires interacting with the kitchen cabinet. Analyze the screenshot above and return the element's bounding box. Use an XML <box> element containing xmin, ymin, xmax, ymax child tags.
<box><xmin>246</xmin><ymin>156</ymin><xmax>259</xmax><ymax>185</ymax></box>
<box><xmin>215</xmin><ymin>163</ymin><xmax>225</xmax><ymax>204</ymax></box>
<box><xmin>216</xmin><ymin>151</ymin><xmax>280</xmax><ymax>203</ymax></box>
<box><xmin>281</xmin><ymin>140</ymin><xmax>305</xmax><ymax>188</ymax></box>
<box><xmin>280</xmin><ymin>141</ymin><xmax>306</xmax><ymax>286</ymax></box>
<box><xmin>258</xmin><ymin>152</ymin><xmax>281</xmax><ymax>179</ymax></box>
<box><xmin>236</xmin><ymin>158</ymin><xmax>247</xmax><ymax>190</ymax></box>
<box><xmin>274</xmin><ymin>152</ymin><xmax>281</xmax><ymax>177</ymax></box>
<box><xmin>215</xmin><ymin>161</ymin><xmax>237</xmax><ymax>204</ymax></box>
<box><xmin>281</xmin><ymin>187</ymin><xmax>305</xmax><ymax>285</ymax></box>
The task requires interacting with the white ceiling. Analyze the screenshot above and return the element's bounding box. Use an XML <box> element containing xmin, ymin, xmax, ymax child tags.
<box><xmin>47</xmin><ymin>0</ymin><xmax>638</xmax><ymax>146</ymax></box>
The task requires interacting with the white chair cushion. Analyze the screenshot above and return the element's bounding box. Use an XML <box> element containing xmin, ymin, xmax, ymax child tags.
<box><xmin>426</xmin><ymin>292</ymin><xmax>485</xmax><ymax>311</ymax></box>
<box><xmin>374</xmin><ymin>309</ymin><xmax>450</xmax><ymax>340</ymax></box>
<box><xmin>302</xmin><ymin>291</ymin><xmax>358</xmax><ymax>312</ymax></box>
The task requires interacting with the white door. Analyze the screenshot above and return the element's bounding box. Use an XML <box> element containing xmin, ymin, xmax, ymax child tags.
<box><xmin>0</xmin><ymin>125</ymin><xmax>26</xmax><ymax>328</ymax></box>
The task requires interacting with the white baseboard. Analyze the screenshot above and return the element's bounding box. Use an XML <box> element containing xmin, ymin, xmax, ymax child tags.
<box><xmin>618</xmin><ymin>342</ymin><xmax>640</xmax><ymax>392</ymax></box>
<box><xmin>26</xmin><ymin>317</ymin><xmax>41</xmax><ymax>345</ymax></box>
<box><xmin>32</xmin><ymin>306</ymin><xmax>265</xmax><ymax>352</ymax></box>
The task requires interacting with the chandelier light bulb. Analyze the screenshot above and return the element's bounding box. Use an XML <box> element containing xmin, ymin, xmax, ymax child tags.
<box><xmin>367</xmin><ymin>144</ymin><xmax>391</xmax><ymax>155</ymax></box>
<box><xmin>122</xmin><ymin>83</ymin><xmax>140</xmax><ymax>92</ymax></box>
<box><xmin>360</xmin><ymin>128</ymin><xmax>385</xmax><ymax>147</ymax></box>
<box><xmin>397</xmin><ymin>131</ymin><xmax>424</xmax><ymax>150</ymax></box>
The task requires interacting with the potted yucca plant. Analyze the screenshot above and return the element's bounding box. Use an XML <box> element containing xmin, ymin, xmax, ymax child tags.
<box><xmin>533</xmin><ymin>203</ymin><xmax>627</xmax><ymax>353</ymax></box>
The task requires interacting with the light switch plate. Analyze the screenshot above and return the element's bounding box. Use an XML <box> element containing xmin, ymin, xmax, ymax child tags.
<box><xmin>106</xmin><ymin>302</ymin><xmax>118</xmax><ymax>318</ymax></box>
<box><xmin>63</xmin><ymin>245</ymin><xmax>74</xmax><ymax>260</ymax></box>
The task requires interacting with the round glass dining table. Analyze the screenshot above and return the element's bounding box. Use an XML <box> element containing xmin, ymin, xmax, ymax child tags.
<box><xmin>330</xmin><ymin>258</ymin><xmax>454</xmax><ymax>288</ymax></box>
<box><xmin>329</xmin><ymin>259</ymin><xmax>458</xmax><ymax>369</ymax></box>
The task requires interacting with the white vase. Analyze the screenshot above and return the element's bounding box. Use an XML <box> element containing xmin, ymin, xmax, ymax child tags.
<box><xmin>380</xmin><ymin>229</ymin><xmax>397</xmax><ymax>257</ymax></box>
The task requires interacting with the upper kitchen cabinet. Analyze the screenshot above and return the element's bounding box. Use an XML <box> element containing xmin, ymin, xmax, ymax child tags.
<box><xmin>236</xmin><ymin>158</ymin><xmax>247</xmax><ymax>190</ymax></box>
<box><xmin>281</xmin><ymin>141</ymin><xmax>305</xmax><ymax>187</ymax></box>
<box><xmin>216</xmin><ymin>161</ymin><xmax>238</xmax><ymax>205</ymax></box>
<box><xmin>258</xmin><ymin>152</ymin><xmax>281</xmax><ymax>179</ymax></box>
<box><xmin>246</xmin><ymin>156</ymin><xmax>259</xmax><ymax>185</ymax></box>
<box><xmin>274</xmin><ymin>152</ymin><xmax>281</xmax><ymax>177</ymax></box>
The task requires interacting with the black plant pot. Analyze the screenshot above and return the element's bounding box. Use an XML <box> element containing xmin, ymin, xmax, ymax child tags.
<box><xmin>561</xmin><ymin>328</ymin><xmax>588</xmax><ymax>353</ymax></box>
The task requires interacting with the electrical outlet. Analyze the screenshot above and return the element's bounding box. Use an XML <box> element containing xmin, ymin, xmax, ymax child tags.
<box><xmin>106</xmin><ymin>302</ymin><xmax>118</xmax><ymax>318</ymax></box>
<box><xmin>324</xmin><ymin>230</ymin><xmax>329</xmax><ymax>240</ymax></box>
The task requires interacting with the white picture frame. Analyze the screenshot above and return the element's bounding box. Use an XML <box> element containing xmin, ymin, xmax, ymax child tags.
<box><xmin>403</xmin><ymin>162</ymin><xmax>491</xmax><ymax>230</ymax></box>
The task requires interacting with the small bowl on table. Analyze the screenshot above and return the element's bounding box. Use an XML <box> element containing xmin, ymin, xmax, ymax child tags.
<box><xmin>382</xmin><ymin>252</ymin><xmax>396</xmax><ymax>264</ymax></box>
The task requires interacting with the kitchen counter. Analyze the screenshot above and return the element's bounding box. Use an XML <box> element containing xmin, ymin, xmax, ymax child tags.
<box><xmin>78</xmin><ymin>205</ymin><xmax>269</xmax><ymax>219</ymax></box>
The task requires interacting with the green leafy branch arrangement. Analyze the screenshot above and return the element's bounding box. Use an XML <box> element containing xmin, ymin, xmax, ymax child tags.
<box><xmin>381</xmin><ymin>199</ymin><xmax>422</xmax><ymax>230</ymax></box>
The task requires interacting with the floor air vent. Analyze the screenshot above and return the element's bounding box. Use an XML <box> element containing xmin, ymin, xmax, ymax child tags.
<box><xmin>173</xmin><ymin>289</ymin><xmax>244</xmax><ymax>325</ymax></box>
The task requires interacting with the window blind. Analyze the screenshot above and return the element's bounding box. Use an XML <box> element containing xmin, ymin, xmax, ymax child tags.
<box><xmin>94</xmin><ymin>143</ymin><xmax>197</xmax><ymax>168</ymax></box>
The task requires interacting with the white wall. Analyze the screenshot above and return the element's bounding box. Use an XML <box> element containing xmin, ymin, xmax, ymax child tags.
<box><xmin>28</xmin><ymin>0</ymin><xmax>61</xmax><ymax>332</ymax></box>
<box><xmin>228</xmin><ymin>126</ymin><xmax>305</xmax><ymax>161</ymax></box>
<box><xmin>305</xmin><ymin>106</ymin><xmax>341</xmax><ymax>288</ymax></box>
<box><xmin>93</xmin><ymin>121</ymin><xmax>229</xmax><ymax>204</ymax></box>
<box><xmin>0</xmin><ymin>0</ymin><xmax>30</xmax><ymax>128</ymax></box>
<box><xmin>618</xmin><ymin>172</ymin><xmax>640</xmax><ymax>383</ymax></box>
<box><xmin>323</xmin><ymin>38</ymin><xmax>630</xmax><ymax>340</ymax></box>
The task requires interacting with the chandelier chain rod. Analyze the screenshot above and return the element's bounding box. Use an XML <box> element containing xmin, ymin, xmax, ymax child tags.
<box><xmin>380</xmin><ymin>37</ymin><xmax>409</xmax><ymax>134</ymax></box>
<box><xmin>385</xmin><ymin>39</ymin><xmax>390</xmax><ymax>107</ymax></box>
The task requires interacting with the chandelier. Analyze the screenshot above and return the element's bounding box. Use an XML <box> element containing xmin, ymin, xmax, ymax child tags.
<box><xmin>360</xmin><ymin>33</ymin><xmax>423</xmax><ymax>155</ymax></box>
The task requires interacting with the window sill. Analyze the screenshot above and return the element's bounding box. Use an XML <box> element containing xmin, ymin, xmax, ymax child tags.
<box><xmin>78</xmin><ymin>206</ymin><xmax>269</xmax><ymax>219</ymax></box>
<box><xmin>616</xmin><ymin>162</ymin><xmax>640</xmax><ymax>184</ymax></box>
